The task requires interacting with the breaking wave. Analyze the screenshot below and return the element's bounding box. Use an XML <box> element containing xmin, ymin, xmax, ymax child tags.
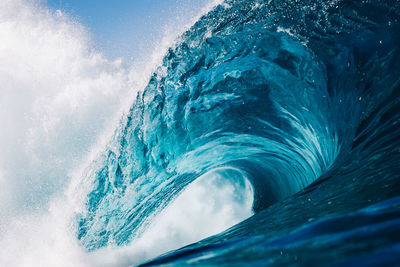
<box><xmin>1</xmin><ymin>0</ymin><xmax>399</xmax><ymax>266</ymax></box>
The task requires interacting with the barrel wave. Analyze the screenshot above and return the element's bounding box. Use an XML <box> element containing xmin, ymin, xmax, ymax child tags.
<box><xmin>76</xmin><ymin>0</ymin><xmax>400</xmax><ymax>265</ymax></box>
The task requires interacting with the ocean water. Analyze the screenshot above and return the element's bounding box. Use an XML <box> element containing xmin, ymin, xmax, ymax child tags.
<box><xmin>1</xmin><ymin>0</ymin><xmax>400</xmax><ymax>266</ymax></box>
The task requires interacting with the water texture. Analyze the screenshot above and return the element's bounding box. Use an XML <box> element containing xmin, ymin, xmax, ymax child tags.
<box><xmin>75</xmin><ymin>0</ymin><xmax>400</xmax><ymax>265</ymax></box>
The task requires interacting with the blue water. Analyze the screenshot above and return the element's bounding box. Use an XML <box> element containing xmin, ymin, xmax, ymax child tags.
<box><xmin>77</xmin><ymin>0</ymin><xmax>400</xmax><ymax>265</ymax></box>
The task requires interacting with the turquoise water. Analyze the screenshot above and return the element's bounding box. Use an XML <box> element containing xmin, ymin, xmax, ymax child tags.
<box><xmin>77</xmin><ymin>0</ymin><xmax>400</xmax><ymax>265</ymax></box>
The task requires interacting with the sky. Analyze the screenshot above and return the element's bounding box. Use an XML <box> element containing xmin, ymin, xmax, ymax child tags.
<box><xmin>46</xmin><ymin>0</ymin><xmax>213</xmax><ymax>63</ymax></box>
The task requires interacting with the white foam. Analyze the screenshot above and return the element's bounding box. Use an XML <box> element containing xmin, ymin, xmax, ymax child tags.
<box><xmin>0</xmin><ymin>0</ymin><xmax>130</xmax><ymax>223</ymax></box>
<box><xmin>0</xmin><ymin>1</ymin><xmax>130</xmax><ymax>265</ymax></box>
<box><xmin>88</xmin><ymin>168</ymin><xmax>254</xmax><ymax>266</ymax></box>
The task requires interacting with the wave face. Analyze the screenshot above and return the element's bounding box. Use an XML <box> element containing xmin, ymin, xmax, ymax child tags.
<box><xmin>77</xmin><ymin>0</ymin><xmax>400</xmax><ymax>265</ymax></box>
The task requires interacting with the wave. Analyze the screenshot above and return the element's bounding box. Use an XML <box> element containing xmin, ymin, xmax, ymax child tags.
<box><xmin>136</xmin><ymin>0</ymin><xmax>400</xmax><ymax>265</ymax></box>
<box><xmin>77</xmin><ymin>0</ymin><xmax>400</xmax><ymax>265</ymax></box>
<box><xmin>1</xmin><ymin>0</ymin><xmax>399</xmax><ymax>266</ymax></box>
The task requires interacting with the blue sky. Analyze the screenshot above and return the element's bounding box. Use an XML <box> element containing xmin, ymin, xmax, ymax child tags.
<box><xmin>46</xmin><ymin>0</ymin><xmax>212</xmax><ymax>62</ymax></box>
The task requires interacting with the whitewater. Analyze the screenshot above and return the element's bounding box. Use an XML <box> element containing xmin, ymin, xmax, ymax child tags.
<box><xmin>1</xmin><ymin>0</ymin><xmax>400</xmax><ymax>266</ymax></box>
